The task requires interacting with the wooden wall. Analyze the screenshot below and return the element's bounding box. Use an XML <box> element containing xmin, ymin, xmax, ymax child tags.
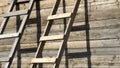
<box><xmin>0</xmin><ymin>0</ymin><xmax>120</xmax><ymax>68</ymax></box>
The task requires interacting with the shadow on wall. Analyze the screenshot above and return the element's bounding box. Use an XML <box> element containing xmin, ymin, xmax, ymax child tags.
<box><xmin>16</xmin><ymin>0</ymin><xmax>42</xmax><ymax>68</ymax></box>
<box><xmin>65</xmin><ymin>0</ymin><xmax>92</xmax><ymax>68</ymax></box>
<box><xmin>18</xmin><ymin>0</ymin><xmax>91</xmax><ymax>68</ymax></box>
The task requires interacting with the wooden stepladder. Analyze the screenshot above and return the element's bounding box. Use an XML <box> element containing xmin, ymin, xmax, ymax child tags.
<box><xmin>31</xmin><ymin>0</ymin><xmax>81</xmax><ymax>68</ymax></box>
<box><xmin>0</xmin><ymin>0</ymin><xmax>34</xmax><ymax>68</ymax></box>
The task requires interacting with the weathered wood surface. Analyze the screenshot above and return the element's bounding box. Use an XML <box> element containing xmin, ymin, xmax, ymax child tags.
<box><xmin>31</xmin><ymin>58</ymin><xmax>56</xmax><ymax>63</ymax></box>
<box><xmin>2</xmin><ymin>9</ymin><xmax>28</xmax><ymax>17</ymax></box>
<box><xmin>0</xmin><ymin>19</ymin><xmax>120</xmax><ymax>44</ymax></box>
<box><xmin>0</xmin><ymin>33</ymin><xmax>19</xmax><ymax>39</ymax></box>
<box><xmin>0</xmin><ymin>0</ymin><xmax>120</xmax><ymax>68</ymax></box>
<box><xmin>47</xmin><ymin>13</ymin><xmax>72</xmax><ymax>20</ymax></box>
<box><xmin>1</xmin><ymin>55</ymin><xmax>120</xmax><ymax>68</ymax></box>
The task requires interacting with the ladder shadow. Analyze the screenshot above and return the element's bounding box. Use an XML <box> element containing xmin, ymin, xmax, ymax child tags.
<box><xmin>24</xmin><ymin>0</ymin><xmax>42</xmax><ymax>46</ymax></box>
<box><xmin>16</xmin><ymin>4</ymin><xmax>21</xmax><ymax>68</ymax></box>
<box><xmin>64</xmin><ymin>0</ymin><xmax>92</xmax><ymax>68</ymax></box>
<box><xmin>19</xmin><ymin>0</ymin><xmax>42</xmax><ymax>67</ymax></box>
<box><xmin>20</xmin><ymin>0</ymin><xmax>91</xmax><ymax>68</ymax></box>
<box><xmin>84</xmin><ymin>0</ymin><xmax>92</xmax><ymax>68</ymax></box>
<box><xmin>35</xmin><ymin>0</ymin><xmax>42</xmax><ymax>68</ymax></box>
<box><xmin>23</xmin><ymin>0</ymin><xmax>41</xmax><ymax>53</ymax></box>
<box><xmin>62</xmin><ymin>0</ymin><xmax>69</xmax><ymax>68</ymax></box>
<box><xmin>35</xmin><ymin>0</ymin><xmax>41</xmax><ymax>46</ymax></box>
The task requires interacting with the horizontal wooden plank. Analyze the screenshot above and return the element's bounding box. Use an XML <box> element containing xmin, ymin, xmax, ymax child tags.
<box><xmin>0</xmin><ymin>0</ymin><xmax>119</xmax><ymax>20</ymax></box>
<box><xmin>1</xmin><ymin>55</ymin><xmax>120</xmax><ymax>68</ymax></box>
<box><xmin>40</xmin><ymin>35</ymin><xmax>64</xmax><ymax>41</ymax></box>
<box><xmin>1</xmin><ymin>45</ymin><xmax>120</xmax><ymax>57</ymax></box>
<box><xmin>0</xmin><ymin>0</ymin><xmax>119</xmax><ymax>68</ymax></box>
<box><xmin>1</xmin><ymin>7</ymin><xmax>120</xmax><ymax>28</ymax></box>
<box><xmin>47</xmin><ymin>13</ymin><xmax>72</xmax><ymax>20</ymax></box>
<box><xmin>31</xmin><ymin>57</ymin><xmax>56</xmax><ymax>63</ymax></box>
<box><xmin>17</xmin><ymin>0</ymin><xmax>29</xmax><ymax>4</ymax></box>
<box><xmin>0</xmin><ymin>39</ymin><xmax>120</xmax><ymax>51</ymax></box>
<box><xmin>0</xmin><ymin>57</ymin><xmax>9</xmax><ymax>62</ymax></box>
<box><xmin>9</xmin><ymin>55</ymin><xmax>120</xmax><ymax>63</ymax></box>
<box><xmin>1</xmin><ymin>9</ymin><xmax>28</xmax><ymax>17</ymax></box>
<box><xmin>16</xmin><ymin>0</ymin><xmax>45</xmax><ymax>4</ymax></box>
<box><xmin>8</xmin><ymin>0</ymin><xmax>117</xmax><ymax>10</ymax></box>
<box><xmin>0</xmin><ymin>0</ymin><xmax>120</xmax><ymax>25</ymax></box>
<box><xmin>20</xmin><ymin>28</ymin><xmax>120</xmax><ymax>44</ymax></box>
<box><xmin>5</xmin><ymin>55</ymin><xmax>119</xmax><ymax>64</ymax></box>
<box><xmin>0</xmin><ymin>33</ymin><xmax>19</xmax><ymax>39</ymax></box>
<box><xmin>0</xmin><ymin>17</ymin><xmax>120</xmax><ymax>43</ymax></box>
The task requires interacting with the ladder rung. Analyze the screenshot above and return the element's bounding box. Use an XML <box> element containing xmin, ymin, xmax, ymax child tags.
<box><xmin>0</xmin><ymin>33</ymin><xmax>19</xmax><ymax>39</ymax></box>
<box><xmin>31</xmin><ymin>57</ymin><xmax>56</xmax><ymax>63</ymax></box>
<box><xmin>0</xmin><ymin>57</ymin><xmax>9</xmax><ymax>62</ymax></box>
<box><xmin>2</xmin><ymin>9</ymin><xmax>28</xmax><ymax>18</ymax></box>
<box><xmin>40</xmin><ymin>35</ymin><xmax>64</xmax><ymax>41</ymax></box>
<box><xmin>47</xmin><ymin>13</ymin><xmax>72</xmax><ymax>20</ymax></box>
<box><xmin>17</xmin><ymin>0</ymin><xmax>44</xmax><ymax>4</ymax></box>
<box><xmin>17</xmin><ymin>0</ymin><xmax>29</xmax><ymax>4</ymax></box>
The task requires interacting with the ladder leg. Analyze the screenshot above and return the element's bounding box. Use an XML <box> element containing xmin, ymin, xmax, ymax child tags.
<box><xmin>31</xmin><ymin>0</ymin><xmax>81</xmax><ymax>68</ymax></box>
<box><xmin>3</xmin><ymin>0</ymin><xmax>35</xmax><ymax>67</ymax></box>
<box><xmin>54</xmin><ymin>0</ymin><xmax>81</xmax><ymax>68</ymax></box>
<box><xmin>4</xmin><ymin>15</ymin><xmax>30</xmax><ymax>68</ymax></box>
<box><xmin>32</xmin><ymin>0</ymin><xmax>61</xmax><ymax>68</ymax></box>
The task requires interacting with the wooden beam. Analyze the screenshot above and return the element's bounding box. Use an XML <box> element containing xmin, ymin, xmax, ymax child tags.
<box><xmin>2</xmin><ymin>10</ymin><xmax>28</xmax><ymax>18</ymax></box>
<box><xmin>31</xmin><ymin>57</ymin><xmax>56</xmax><ymax>63</ymax></box>
<box><xmin>0</xmin><ymin>33</ymin><xmax>19</xmax><ymax>39</ymax></box>
<box><xmin>0</xmin><ymin>57</ymin><xmax>9</xmax><ymax>62</ymax></box>
<box><xmin>40</xmin><ymin>35</ymin><xmax>64</xmax><ymax>41</ymax></box>
<box><xmin>47</xmin><ymin>13</ymin><xmax>72</xmax><ymax>20</ymax></box>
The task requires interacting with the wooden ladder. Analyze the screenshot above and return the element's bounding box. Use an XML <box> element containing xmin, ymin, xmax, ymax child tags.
<box><xmin>0</xmin><ymin>0</ymin><xmax>34</xmax><ymax>68</ymax></box>
<box><xmin>31</xmin><ymin>0</ymin><xmax>81</xmax><ymax>68</ymax></box>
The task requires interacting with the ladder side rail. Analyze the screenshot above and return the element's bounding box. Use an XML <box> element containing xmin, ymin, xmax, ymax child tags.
<box><xmin>34</xmin><ymin>0</ymin><xmax>61</xmax><ymax>57</ymax></box>
<box><xmin>4</xmin><ymin>0</ymin><xmax>35</xmax><ymax>67</ymax></box>
<box><xmin>65</xmin><ymin>0</ymin><xmax>81</xmax><ymax>36</ymax></box>
<box><xmin>18</xmin><ymin>1</ymin><xmax>34</xmax><ymax>33</ymax></box>
<box><xmin>54</xmin><ymin>0</ymin><xmax>81</xmax><ymax>68</ymax></box>
<box><xmin>32</xmin><ymin>0</ymin><xmax>61</xmax><ymax>68</ymax></box>
<box><xmin>7</xmin><ymin>0</ymin><xmax>17</xmax><ymax>13</ymax></box>
<box><xmin>50</xmin><ymin>0</ymin><xmax>61</xmax><ymax>15</ymax></box>
<box><xmin>42</xmin><ymin>0</ymin><xmax>62</xmax><ymax>36</ymax></box>
<box><xmin>0</xmin><ymin>0</ymin><xmax>17</xmax><ymax>34</ymax></box>
<box><xmin>34</xmin><ymin>0</ymin><xmax>61</xmax><ymax>59</ymax></box>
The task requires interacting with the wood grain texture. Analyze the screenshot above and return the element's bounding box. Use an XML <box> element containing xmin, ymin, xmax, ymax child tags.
<box><xmin>1</xmin><ymin>55</ymin><xmax>120</xmax><ymax>68</ymax></box>
<box><xmin>0</xmin><ymin>19</ymin><xmax>120</xmax><ymax>44</ymax></box>
<box><xmin>0</xmin><ymin>0</ymin><xmax>120</xmax><ymax>68</ymax></box>
<box><xmin>31</xmin><ymin>58</ymin><xmax>56</xmax><ymax>63</ymax></box>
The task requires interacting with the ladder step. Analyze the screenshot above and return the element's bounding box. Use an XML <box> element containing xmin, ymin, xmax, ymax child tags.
<box><xmin>2</xmin><ymin>9</ymin><xmax>28</xmax><ymax>18</ymax></box>
<box><xmin>0</xmin><ymin>33</ymin><xmax>19</xmax><ymax>39</ymax></box>
<box><xmin>31</xmin><ymin>57</ymin><xmax>56</xmax><ymax>63</ymax></box>
<box><xmin>40</xmin><ymin>34</ymin><xmax>64</xmax><ymax>41</ymax></box>
<box><xmin>17</xmin><ymin>0</ymin><xmax>29</xmax><ymax>4</ymax></box>
<box><xmin>17</xmin><ymin>0</ymin><xmax>43</xmax><ymax>4</ymax></box>
<box><xmin>0</xmin><ymin>57</ymin><xmax>9</xmax><ymax>62</ymax></box>
<box><xmin>47</xmin><ymin>13</ymin><xmax>72</xmax><ymax>20</ymax></box>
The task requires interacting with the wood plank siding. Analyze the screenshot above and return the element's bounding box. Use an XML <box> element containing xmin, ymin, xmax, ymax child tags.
<box><xmin>0</xmin><ymin>0</ymin><xmax>120</xmax><ymax>68</ymax></box>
